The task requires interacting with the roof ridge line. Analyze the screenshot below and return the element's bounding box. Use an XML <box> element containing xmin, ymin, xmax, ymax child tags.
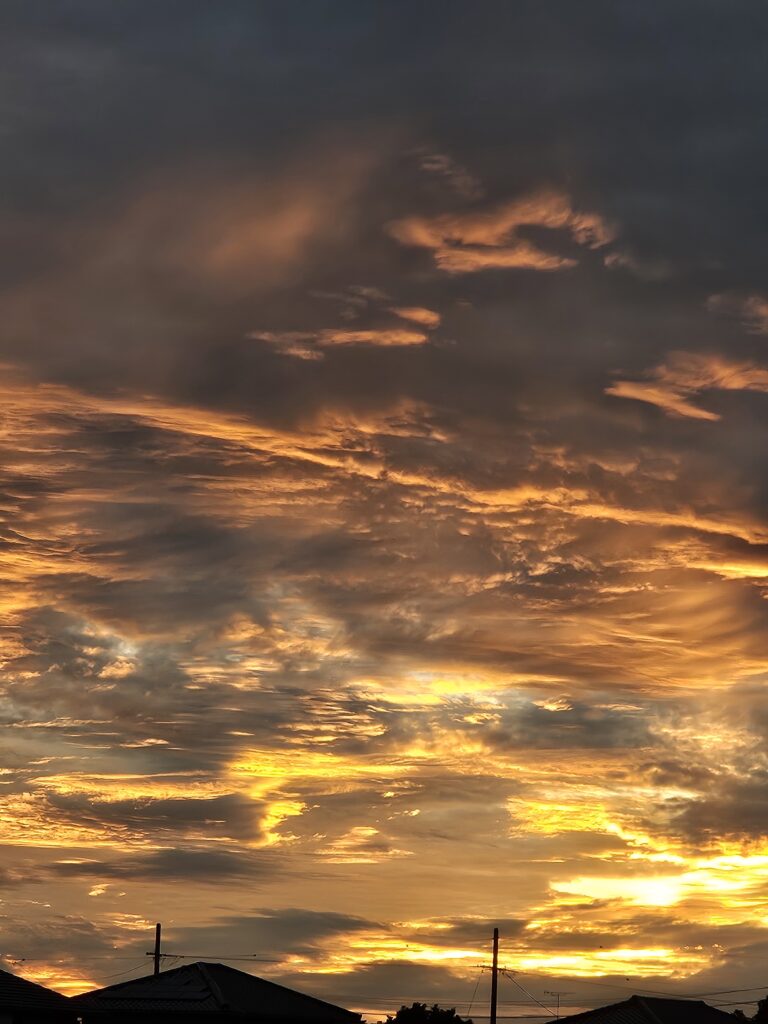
<box><xmin>196</xmin><ymin>962</ymin><xmax>229</xmax><ymax>1010</ymax></box>
<box><xmin>201</xmin><ymin>961</ymin><xmax>360</xmax><ymax>1018</ymax></box>
<box><xmin>635</xmin><ymin>995</ymin><xmax>680</xmax><ymax>1024</ymax></box>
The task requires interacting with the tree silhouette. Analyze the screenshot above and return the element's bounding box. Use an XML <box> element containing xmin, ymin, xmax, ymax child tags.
<box><xmin>387</xmin><ymin>1003</ymin><xmax>472</xmax><ymax>1024</ymax></box>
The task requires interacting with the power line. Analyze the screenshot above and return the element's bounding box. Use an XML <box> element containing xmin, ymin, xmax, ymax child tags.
<box><xmin>2</xmin><ymin>957</ymin><xmax>147</xmax><ymax>962</ymax></box>
<box><xmin>692</xmin><ymin>986</ymin><xmax>768</xmax><ymax>997</ymax></box>
<box><xmin>94</xmin><ymin>960</ymin><xmax>151</xmax><ymax>982</ymax></box>
<box><xmin>512</xmin><ymin>970</ymin><xmax>768</xmax><ymax>1000</ymax></box>
<box><xmin>150</xmin><ymin>953</ymin><xmax>280</xmax><ymax>962</ymax></box>
<box><xmin>467</xmin><ymin>969</ymin><xmax>484</xmax><ymax>1019</ymax></box>
<box><xmin>501</xmin><ymin>972</ymin><xmax>555</xmax><ymax>1018</ymax></box>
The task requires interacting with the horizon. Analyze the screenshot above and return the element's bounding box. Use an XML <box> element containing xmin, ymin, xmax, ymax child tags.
<box><xmin>3</xmin><ymin>950</ymin><xmax>757</xmax><ymax>1021</ymax></box>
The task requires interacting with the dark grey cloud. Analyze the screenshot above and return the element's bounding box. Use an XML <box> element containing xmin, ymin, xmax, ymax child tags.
<box><xmin>42</xmin><ymin>791</ymin><xmax>263</xmax><ymax>842</ymax></box>
<box><xmin>277</xmin><ymin>961</ymin><xmax>480</xmax><ymax>1010</ymax></box>
<box><xmin>170</xmin><ymin>908</ymin><xmax>380</xmax><ymax>960</ymax></box>
<box><xmin>665</xmin><ymin>771</ymin><xmax>768</xmax><ymax>843</ymax></box>
<box><xmin>49</xmin><ymin>847</ymin><xmax>282</xmax><ymax>882</ymax></box>
<box><xmin>1</xmin><ymin>0</ymin><xmax>768</xmax><ymax>434</ymax></box>
<box><xmin>486</xmin><ymin>699</ymin><xmax>653</xmax><ymax>751</ymax></box>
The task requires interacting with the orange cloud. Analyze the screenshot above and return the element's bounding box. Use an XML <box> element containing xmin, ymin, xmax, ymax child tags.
<box><xmin>607</xmin><ymin>351</ymin><xmax>768</xmax><ymax>420</ymax></box>
<box><xmin>389</xmin><ymin>306</ymin><xmax>441</xmax><ymax>329</ymax></box>
<box><xmin>319</xmin><ymin>328</ymin><xmax>427</xmax><ymax>347</ymax></box>
<box><xmin>248</xmin><ymin>331</ymin><xmax>325</xmax><ymax>360</ymax></box>
<box><xmin>434</xmin><ymin>242</ymin><xmax>575</xmax><ymax>273</ymax></box>
<box><xmin>606</xmin><ymin>380</ymin><xmax>721</xmax><ymax>421</ymax></box>
<box><xmin>388</xmin><ymin>190</ymin><xmax>615</xmax><ymax>273</ymax></box>
<box><xmin>251</xmin><ymin>327</ymin><xmax>428</xmax><ymax>358</ymax></box>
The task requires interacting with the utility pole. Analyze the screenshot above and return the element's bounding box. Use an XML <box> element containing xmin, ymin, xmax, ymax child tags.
<box><xmin>153</xmin><ymin>923</ymin><xmax>162</xmax><ymax>976</ymax></box>
<box><xmin>490</xmin><ymin>928</ymin><xmax>499</xmax><ymax>1024</ymax></box>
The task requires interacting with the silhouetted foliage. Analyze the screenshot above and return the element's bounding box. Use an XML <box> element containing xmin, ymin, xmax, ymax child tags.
<box><xmin>752</xmin><ymin>998</ymin><xmax>768</xmax><ymax>1022</ymax></box>
<box><xmin>387</xmin><ymin>1003</ymin><xmax>472</xmax><ymax>1024</ymax></box>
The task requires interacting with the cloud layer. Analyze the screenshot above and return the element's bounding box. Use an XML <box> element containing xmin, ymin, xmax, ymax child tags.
<box><xmin>3</xmin><ymin>2</ymin><xmax>768</xmax><ymax>1018</ymax></box>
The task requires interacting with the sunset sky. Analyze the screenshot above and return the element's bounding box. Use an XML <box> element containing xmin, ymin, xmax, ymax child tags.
<box><xmin>5</xmin><ymin>2</ymin><xmax>768</xmax><ymax>1018</ymax></box>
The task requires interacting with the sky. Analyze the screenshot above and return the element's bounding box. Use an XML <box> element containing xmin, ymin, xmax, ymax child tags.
<box><xmin>4</xmin><ymin>0</ymin><xmax>768</xmax><ymax>1018</ymax></box>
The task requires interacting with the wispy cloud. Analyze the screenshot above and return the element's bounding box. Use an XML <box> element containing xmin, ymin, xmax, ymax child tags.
<box><xmin>707</xmin><ymin>292</ymin><xmax>768</xmax><ymax>334</ymax></box>
<box><xmin>388</xmin><ymin>190</ymin><xmax>615</xmax><ymax>273</ymax></box>
<box><xmin>389</xmin><ymin>306</ymin><xmax>441</xmax><ymax>329</ymax></box>
<box><xmin>414</xmin><ymin>149</ymin><xmax>484</xmax><ymax>200</ymax></box>
<box><xmin>607</xmin><ymin>352</ymin><xmax>768</xmax><ymax>420</ymax></box>
<box><xmin>251</xmin><ymin>327</ymin><xmax>429</xmax><ymax>359</ymax></box>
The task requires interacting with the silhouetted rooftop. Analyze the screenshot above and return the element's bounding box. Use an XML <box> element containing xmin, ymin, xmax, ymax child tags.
<box><xmin>0</xmin><ymin>967</ymin><xmax>73</xmax><ymax>1014</ymax></box>
<box><xmin>562</xmin><ymin>995</ymin><xmax>736</xmax><ymax>1024</ymax></box>
<box><xmin>71</xmin><ymin>961</ymin><xmax>361</xmax><ymax>1020</ymax></box>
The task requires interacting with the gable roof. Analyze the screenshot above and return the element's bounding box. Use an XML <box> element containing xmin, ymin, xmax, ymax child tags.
<box><xmin>0</xmin><ymin>967</ymin><xmax>72</xmax><ymax>1013</ymax></box>
<box><xmin>562</xmin><ymin>995</ymin><xmax>736</xmax><ymax>1024</ymax></box>
<box><xmin>72</xmin><ymin>962</ymin><xmax>361</xmax><ymax>1020</ymax></box>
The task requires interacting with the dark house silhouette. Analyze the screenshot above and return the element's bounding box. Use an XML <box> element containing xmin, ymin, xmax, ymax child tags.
<box><xmin>0</xmin><ymin>967</ymin><xmax>75</xmax><ymax>1024</ymax></box>
<box><xmin>562</xmin><ymin>995</ymin><xmax>737</xmax><ymax>1023</ymax></box>
<box><xmin>71</xmin><ymin>961</ymin><xmax>362</xmax><ymax>1023</ymax></box>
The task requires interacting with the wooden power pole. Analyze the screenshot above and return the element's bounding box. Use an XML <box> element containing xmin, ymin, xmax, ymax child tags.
<box><xmin>490</xmin><ymin>928</ymin><xmax>499</xmax><ymax>1024</ymax></box>
<box><xmin>153</xmin><ymin>922</ymin><xmax>162</xmax><ymax>976</ymax></box>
